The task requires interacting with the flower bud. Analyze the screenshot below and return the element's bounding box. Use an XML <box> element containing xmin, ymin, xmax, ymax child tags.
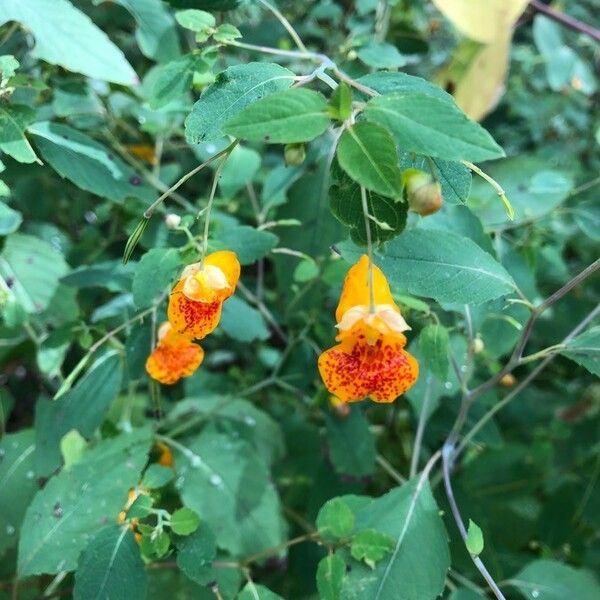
<box><xmin>284</xmin><ymin>143</ymin><xmax>306</xmax><ymax>166</ymax></box>
<box><xmin>500</xmin><ymin>373</ymin><xmax>516</xmax><ymax>387</ymax></box>
<box><xmin>165</xmin><ymin>213</ymin><xmax>181</xmax><ymax>229</ymax></box>
<box><xmin>471</xmin><ymin>337</ymin><xmax>485</xmax><ymax>354</ymax></box>
<box><xmin>403</xmin><ymin>168</ymin><xmax>443</xmax><ymax>216</ymax></box>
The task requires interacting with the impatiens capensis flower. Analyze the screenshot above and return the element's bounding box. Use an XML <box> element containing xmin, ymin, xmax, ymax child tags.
<box><xmin>168</xmin><ymin>250</ymin><xmax>241</xmax><ymax>339</ymax></box>
<box><xmin>145</xmin><ymin>322</ymin><xmax>204</xmax><ymax>385</ymax></box>
<box><xmin>318</xmin><ymin>255</ymin><xmax>419</xmax><ymax>403</ymax></box>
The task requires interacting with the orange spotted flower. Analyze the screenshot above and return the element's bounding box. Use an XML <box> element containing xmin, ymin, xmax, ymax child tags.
<box><xmin>168</xmin><ymin>250</ymin><xmax>241</xmax><ymax>339</ymax></box>
<box><xmin>318</xmin><ymin>255</ymin><xmax>419</xmax><ymax>403</ymax></box>
<box><xmin>145</xmin><ymin>322</ymin><xmax>204</xmax><ymax>385</ymax></box>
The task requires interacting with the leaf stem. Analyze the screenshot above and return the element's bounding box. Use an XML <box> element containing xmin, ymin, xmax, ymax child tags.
<box><xmin>256</xmin><ymin>0</ymin><xmax>308</xmax><ymax>52</ymax></box>
<box><xmin>463</xmin><ymin>160</ymin><xmax>514</xmax><ymax>220</ymax></box>
<box><xmin>360</xmin><ymin>186</ymin><xmax>376</xmax><ymax>314</ymax></box>
<box><xmin>529</xmin><ymin>0</ymin><xmax>600</xmax><ymax>43</ymax></box>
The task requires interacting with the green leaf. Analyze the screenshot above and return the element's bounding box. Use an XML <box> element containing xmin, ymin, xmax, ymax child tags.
<box><xmin>34</xmin><ymin>353</ymin><xmax>123</xmax><ymax>475</ymax></box>
<box><xmin>350</xmin><ymin>529</ymin><xmax>395</xmax><ymax>565</ymax></box>
<box><xmin>364</xmin><ymin>92</ymin><xmax>504</xmax><ymax>162</ymax></box>
<box><xmin>219</xmin><ymin>145</ymin><xmax>261</xmax><ymax>197</ymax></box>
<box><xmin>59</xmin><ymin>429</ymin><xmax>87</xmax><ymax>469</ymax></box>
<box><xmin>0</xmin><ymin>0</ymin><xmax>137</xmax><ymax>85</ymax></box>
<box><xmin>127</xmin><ymin>493</ymin><xmax>154</xmax><ymax>519</ymax></box>
<box><xmin>0</xmin><ymin>430</ymin><xmax>38</xmax><ymax>558</ymax></box>
<box><xmin>329</xmin><ymin>82</ymin><xmax>352</xmax><ymax>121</ymax></box>
<box><xmin>0</xmin><ymin>201</ymin><xmax>23</xmax><ymax>235</ymax></box>
<box><xmin>0</xmin><ymin>233</ymin><xmax>69</xmax><ymax>314</ymax></box>
<box><xmin>185</xmin><ymin>62</ymin><xmax>295</xmax><ymax>143</ymax></box>
<box><xmin>224</xmin><ymin>88</ymin><xmax>331</xmax><ymax>144</ymax></box>
<box><xmin>359</xmin><ymin>72</ymin><xmax>454</xmax><ymax>103</ymax></box>
<box><xmin>358</xmin><ymin>41</ymin><xmax>408</xmax><ymax>69</ymax></box>
<box><xmin>0</xmin><ymin>104</ymin><xmax>40</xmax><ymax>164</ymax></box>
<box><xmin>132</xmin><ymin>248</ymin><xmax>181</xmax><ymax>309</ymax></box>
<box><xmin>175</xmin><ymin>9</ymin><xmax>215</xmax><ymax>31</ymax></box>
<box><xmin>238</xmin><ymin>583</ymin><xmax>284</xmax><ymax>600</ymax></box>
<box><xmin>336</xmin><ymin>122</ymin><xmax>402</xmax><ymax>199</ymax></box>
<box><xmin>215</xmin><ymin>225</ymin><xmax>278</xmax><ymax>265</ymax></box>
<box><xmin>148</xmin><ymin>54</ymin><xmax>207</xmax><ymax>109</ymax></box>
<box><xmin>213</xmin><ymin>23</ymin><xmax>242</xmax><ymax>43</ymax></box>
<box><xmin>561</xmin><ymin>326</ymin><xmax>600</xmax><ymax>376</ymax></box>
<box><xmin>29</xmin><ymin>122</ymin><xmax>153</xmax><ymax>203</ymax></box>
<box><xmin>175</xmin><ymin>521</ymin><xmax>217</xmax><ymax>583</ymax></box>
<box><xmin>173</xmin><ymin>430</ymin><xmax>286</xmax><ymax>556</ymax></box>
<box><xmin>171</xmin><ymin>507</ymin><xmax>201</xmax><ymax>536</ymax></box>
<box><xmin>340</xmin><ymin>229</ymin><xmax>516</xmax><ymax>304</ymax></box>
<box><xmin>316</xmin><ymin>498</ymin><xmax>355</xmax><ymax>542</ymax></box>
<box><xmin>0</xmin><ymin>54</ymin><xmax>19</xmax><ymax>81</ymax></box>
<box><xmin>62</xmin><ymin>260</ymin><xmax>135</xmax><ymax>292</ymax></box>
<box><xmin>326</xmin><ymin>407</ymin><xmax>376</xmax><ymax>477</ymax></box>
<box><xmin>141</xmin><ymin>464</ymin><xmax>174</xmax><ymax>489</ymax></box>
<box><xmin>73</xmin><ymin>526</ymin><xmax>147</xmax><ymax>600</ymax></box>
<box><xmin>419</xmin><ymin>324</ymin><xmax>450</xmax><ymax>381</ymax></box>
<box><xmin>18</xmin><ymin>428</ymin><xmax>152</xmax><ymax>577</ymax></box>
<box><xmin>511</xmin><ymin>559</ymin><xmax>600</xmax><ymax>600</ymax></box>
<box><xmin>341</xmin><ymin>477</ymin><xmax>450</xmax><ymax>599</ymax></box>
<box><xmin>465</xmin><ymin>519</ymin><xmax>484</xmax><ymax>556</ymax></box>
<box><xmin>317</xmin><ymin>554</ymin><xmax>346</xmax><ymax>600</ymax></box>
<box><xmin>220</xmin><ymin>295</ymin><xmax>270</xmax><ymax>343</ymax></box>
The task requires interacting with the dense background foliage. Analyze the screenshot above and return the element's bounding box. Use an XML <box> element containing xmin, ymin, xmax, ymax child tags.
<box><xmin>0</xmin><ymin>1</ymin><xmax>599</xmax><ymax>598</ymax></box>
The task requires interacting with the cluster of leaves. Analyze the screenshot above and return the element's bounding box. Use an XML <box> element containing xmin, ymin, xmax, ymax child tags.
<box><xmin>0</xmin><ymin>1</ymin><xmax>599</xmax><ymax>599</ymax></box>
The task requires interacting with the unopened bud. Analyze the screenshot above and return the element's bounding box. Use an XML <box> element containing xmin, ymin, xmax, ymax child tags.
<box><xmin>165</xmin><ymin>213</ymin><xmax>181</xmax><ymax>229</ymax></box>
<box><xmin>329</xmin><ymin>395</ymin><xmax>350</xmax><ymax>417</ymax></box>
<box><xmin>403</xmin><ymin>169</ymin><xmax>443</xmax><ymax>216</ymax></box>
<box><xmin>471</xmin><ymin>337</ymin><xmax>484</xmax><ymax>354</ymax></box>
<box><xmin>284</xmin><ymin>143</ymin><xmax>305</xmax><ymax>166</ymax></box>
<box><xmin>500</xmin><ymin>373</ymin><xmax>516</xmax><ymax>387</ymax></box>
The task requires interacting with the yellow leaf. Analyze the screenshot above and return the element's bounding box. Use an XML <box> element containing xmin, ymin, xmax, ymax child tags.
<box><xmin>432</xmin><ymin>0</ymin><xmax>528</xmax><ymax>43</ymax></box>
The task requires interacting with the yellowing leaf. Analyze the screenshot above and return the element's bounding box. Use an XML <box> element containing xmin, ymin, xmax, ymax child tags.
<box><xmin>432</xmin><ymin>0</ymin><xmax>528</xmax><ymax>43</ymax></box>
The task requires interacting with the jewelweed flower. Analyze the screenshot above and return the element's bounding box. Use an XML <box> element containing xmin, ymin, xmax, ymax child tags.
<box><xmin>318</xmin><ymin>255</ymin><xmax>418</xmax><ymax>403</ymax></box>
<box><xmin>168</xmin><ymin>250</ymin><xmax>240</xmax><ymax>339</ymax></box>
<box><xmin>145</xmin><ymin>322</ymin><xmax>204</xmax><ymax>385</ymax></box>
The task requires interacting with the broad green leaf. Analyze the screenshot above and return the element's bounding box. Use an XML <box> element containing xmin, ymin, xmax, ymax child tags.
<box><xmin>219</xmin><ymin>145</ymin><xmax>261</xmax><ymax>197</ymax></box>
<box><xmin>0</xmin><ymin>54</ymin><xmax>19</xmax><ymax>81</ymax></box>
<box><xmin>359</xmin><ymin>72</ymin><xmax>453</xmax><ymax>103</ymax></box>
<box><xmin>0</xmin><ymin>201</ymin><xmax>23</xmax><ymax>235</ymax></box>
<box><xmin>62</xmin><ymin>260</ymin><xmax>136</xmax><ymax>292</ymax></box>
<box><xmin>358</xmin><ymin>42</ymin><xmax>408</xmax><ymax>69</ymax></box>
<box><xmin>572</xmin><ymin>200</ymin><xmax>600</xmax><ymax>241</ymax></box>
<box><xmin>510</xmin><ymin>559</ymin><xmax>600</xmax><ymax>600</ymax></box>
<box><xmin>419</xmin><ymin>324</ymin><xmax>450</xmax><ymax>381</ymax></box>
<box><xmin>316</xmin><ymin>498</ymin><xmax>355</xmax><ymax>542</ymax></box>
<box><xmin>213</xmin><ymin>23</ymin><xmax>242</xmax><ymax>43</ymax></box>
<box><xmin>0</xmin><ymin>104</ymin><xmax>40</xmax><ymax>164</ymax></box>
<box><xmin>561</xmin><ymin>326</ymin><xmax>600</xmax><ymax>377</ymax></box>
<box><xmin>350</xmin><ymin>529</ymin><xmax>395</xmax><ymax>564</ymax></box>
<box><xmin>341</xmin><ymin>478</ymin><xmax>450</xmax><ymax>600</ymax></box>
<box><xmin>0</xmin><ymin>0</ymin><xmax>137</xmax><ymax>85</ymax></box>
<box><xmin>148</xmin><ymin>54</ymin><xmax>207</xmax><ymax>109</ymax></box>
<box><xmin>29</xmin><ymin>122</ymin><xmax>153</xmax><ymax>203</ymax></box>
<box><xmin>336</xmin><ymin>122</ymin><xmax>402</xmax><ymax>199</ymax></box>
<box><xmin>340</xmin><ymin>229</ymin><xmax>516</xmax><ymax>304</ymax></box>
<box><xmin>175</xmin><ymin>521</ymin><xmax>217</xmax><ymax>583</ymax></box>
<box><xmin>0</xmin><ymin>430</ymin><xmax>38</xmax><ymax>558</ymax></box>
<box><xmin>465</xmin><ymin>519</ymin><xmax>484</xmax><ymax>556</ymax></box>
<box><xmin>34</xmin><ymin>353</ymin><xmax>123</xmax><ymax>475</ymax></box>
<box><xmin>73</xmin><ymin>526</ymin><xmax>147</xmax><ymax>600</ymax></box>
<box><xmin>132</xmin><ymin>248</ymin><xmax>181</xmax><ymax>309</ymax></box>
<box><xmin>167</xmin><ymin>0</ymin><xmax>239</xmax><ymax>8</ymax></box>
<box><xmin>0</xmin><ymin>233</ymin><xmax>69</xmax><ymax>314</ymax></box>
<box><xmin>185</xmin><ymin>62</ymin><xmax>295</xmax><ymax>143</ymax></box>
<box><xmin>326</xmin><ymin>407</ymin><xmax>376</xmax><ymax>477</ymax></box>
<box><xmin>174</xmin><ymin>9</ymin><xmax>215</xmax><ymax>31</ymax></box>
<box><xmin>127</xmin><ymin>494</ymin><xmax>153</xmax><ymax>519</ymax></box>
<box><xmin>173</xmin><ymin>430</ymin><xmax>286</xmax><ymax>556</ymax></box>
<box><xmin>238</xmin><ymin>583</ymin><xmax>284</xmax><ymax>600</ymax></box>
<box><xmin>141</xmin><ymin>464</ymin><xmax>174</xmax><ymax>489</ymax></box>
<box><xmin>215</xmin><ymin>225</ymin><xmax>278</xmax><ymax>265</ymax></box>
<box><xmin>170</xmin><ymin>507</ymin><xmax>201</xmax><ymax>536</ymax></box>
<box><xmin>18</xmin><ymin>428</ymin><xmax>152</xmax><ymax>577</ymax></box>
<box><xmin>111</xmin><ymin>0</ymin><xmax>180</xmax><ymax>62</ymax></box>
<box><xmin>224</xmin><ymin>88</ymin><xmax>331</xmax><ymax>144</ymax></box>
<box><xmin>317</xmin><ymin>554</ymin><xmax>346</xmax><ymax>600</ymax></box>
<box><xmin>449</xmin><ymin>591</ymin><xmax>486</xmax><ymax>600</ymax></box>
<box><xmin>220</xmin><ymin>295</ymin><xmax>270</xmax><ymax>343</ymax></box>
<box><xmin>364</xmin><ymin>93</ymin><xmax>504</xmax><ymax>162</ymax></box>
<box><xmin>60</xmin><ymin>429</ymin><xmax>87</xmax><ymax>469</ymax></box>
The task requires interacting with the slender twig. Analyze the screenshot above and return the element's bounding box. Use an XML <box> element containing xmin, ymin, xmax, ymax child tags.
<box><xmin>529</xmin><ymin>0</ymin><xmax>600</xmax><ymax>43</ymax></box>
<box><xmin>360</xmin><ymin>186</ymin><xmax>376</xmax><ymax>313</ymax></box>
<box><xmin>442</xmin><ymin>444</ymin><xmax>507</xmax><ymax>600</ymax></box>
<box><xmin>241</xmin><ymin>532</ymin><xmax>319</xmax><ymax>566</ymax></box>
<box><xmin>200</xmin><ymin>152</ymin><xmax>229</xmax><ymax>262</ymax></box>
<box><xmin>409</xmin><ymin>376</ymin><xmax>435</xmax><ymax>478</ymax></box>
<box><xmin>257</xmin><ymin>0</ymin><xmax>308</xmax><ymax>52</ymax></box>
<box><xmin>377</xmin><ymin>454</ymin><xmax>407</xmax><ymax>485</ymax></box>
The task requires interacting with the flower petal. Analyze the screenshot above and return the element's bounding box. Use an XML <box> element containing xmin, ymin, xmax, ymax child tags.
<box><xmin>168</xmin><ymin>279</ymin><xmax>223</xmax><ymax>339</ymax></box>
<box><xmin>318</xmin><ymin>335</ymin><xmax>418</xmax><ymax>403</ymax></box>
<box><xmin>145</xmin><ymin>333</ymin><xmax>204</xmax><ymax>385</ymax></box>
<box><xmin>204</xmin><ymin>250</ymin><xmax>241</xmax><ymax>299</ymax></box>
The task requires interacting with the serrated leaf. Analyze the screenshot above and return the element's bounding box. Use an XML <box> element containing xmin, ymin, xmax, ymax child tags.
<box><xmin>317</xmin><ymin>554</ymin><xmax>346</xmax><ymax>600</ymax></box>
<box><xmin>175</xmin><ymin>521</ymin><xmax>217</xmax><ymax>583</ymax></box>
<box><xmin>350</xmin><ymin>529</ymin><xmax>395</xmax><ymax>564</ymax></box>
<box><xmin>175</xmin><ymin>9</ymin><xmax>215</xmax><ymax>31</ymax></box>
<box><xmin>419</xmin><ymin>324</ymin><xmax>450</xmax><ymax>381</ymax></box>
<box><xmin>561</xmin><ymin>326</ymin><xmax>600</xmax><ymax>377</ymax></box>
<box><xmin>141</xmin><ymin>464</ymin><xmax>174</xmax><ymax>489</ymax></box>
<box><xmin>465</xmin><ymin>519</ymin><xmax>484</xmax><ymax>556</ymax></box>
<box><xmin>18</xmin><ymin>428</ymin><xmax>152</xmax><ymax>577</ymax></box>
<box><xmin>0</xmin><ymin>201</ymin><xmax>23</xmax><ymax>235</ymax></box>
<box><xmin>185</xmin><ymin>62</ymin><xmax>295</xmax><ymax>143</ymax></box>
<box><xmin>170</xmin><ymin>507</ymin><xmax>200</xmax><ymax>536</ymax></box>
<box><xmin>316</xmin><ymin>498</ymin><xmax>355</xmax><ymax>543</ymax></box>
<box><xmin>0</xmin><ymin>0</ymin><xmax>137</xmax><ymax>85</ymax></box>
<box><xmin>224</xmin><ymin>88</ymin><xmax>331</xmax><ymax>144</ymax></box>
<box><xmin>0</xmin><ymin>104</ymin><xmax>40</xmax><ymax>164</ymax></box>
<box><xmin>340</xmin><ymin>229</ymin><xmax>516</xmax><ymax>304</ymax></box>
<box><xmin>364</xmin><ymin>92</ymin><xmax>504</xmax><ymax>162</ymax></box>
<box><xmin>132</xmin><ymin>248</ymin><xmax>181</xmax><ymax>309</ymax></box>
<box><xmin>148</xmin><ymin>54</ymin><xmax>207</xmax><ymax>109</ymax></box>
<box><xmin>220</xmin><ymin>295</ymin><xmax>270</xmax><ymax>343</ymax></box>
<box><xmin>73</xmin><ymin>526</ymin><xmax>147</xmax><ymax>600</ymax></box>
<box><xmin>336</xmin><ymin>122</ymin><xmax>402</xmax><ymax>199</ymax></box>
